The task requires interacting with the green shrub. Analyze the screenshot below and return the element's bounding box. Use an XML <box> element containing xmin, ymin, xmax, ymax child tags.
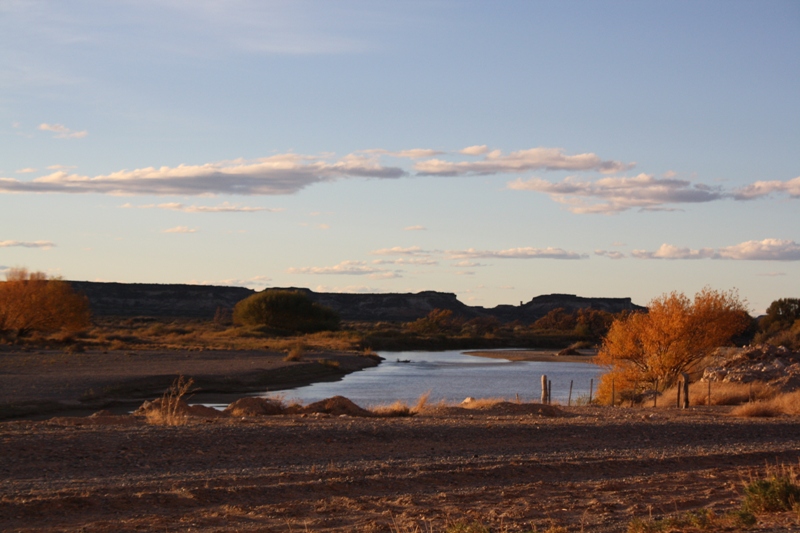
<box><xmin>742</xmin><ymin>474</ymin><xmax>800</xmax><ymax>513</ymax></box>
<box><xmin>233</xmin><ymin>290</ymin><xmax>340</xmax><ymax>334</ymax></box>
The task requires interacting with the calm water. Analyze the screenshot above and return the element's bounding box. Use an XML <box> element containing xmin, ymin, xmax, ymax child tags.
<box><xmin>263</xmin><ymin>350</ymin><xmax>602</xmax><ymax>407</ymax></box>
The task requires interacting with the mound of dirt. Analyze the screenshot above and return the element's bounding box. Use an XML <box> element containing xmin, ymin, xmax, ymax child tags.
<box><xmin>299</xmin><ymin>396</ymin><xmax>374</xmax><ymax>417</ymax></box>
<box><xmin>557</xmin><ymin>347</ymin><xmax>580</xmax><ymax>356</ymax></box>
<box><xmin>224</xmin><ymin>397</ymin><xmax>284</xmax><ymax>417</ymax></box>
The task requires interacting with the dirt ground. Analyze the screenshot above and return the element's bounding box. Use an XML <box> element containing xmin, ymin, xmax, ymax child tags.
<box><xmin>0</xmin><ymin>347</ymin><xmax>378</xmax><ymax>419</ymax></box>
<box><xmin>2</xmin><ymin>348</ymin><xmax>800</xmax><ymax>532</ymax></box>
<box><xmin>2</xmin><ymin>404</ymin><xmax>800</xmax><ymax>533</ymax></box>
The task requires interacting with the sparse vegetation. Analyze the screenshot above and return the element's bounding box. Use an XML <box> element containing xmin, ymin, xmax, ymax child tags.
<box><xmin>145</xmin><ymin>375</ymin><xmax>194</xmax><ymax>426</ymax></box>
<box><xmin>731</xmin><ymin>390</ymin><xmax>800</xmax><ymax>417</ymax></box>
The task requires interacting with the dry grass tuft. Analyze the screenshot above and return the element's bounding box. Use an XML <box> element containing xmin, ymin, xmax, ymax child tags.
<box><xmin>731</xmin><ymin>390</ymin><xmax>800</xmax><ymax>417</ymax></box>
<box><xmin>284</xmin><ymin>343</ymin><xmax>305</xmax><ymax>362</ymax></box>
<box><xmin>146</xmin><ymin>375</ymin><xmax>194</xmax><ymax>426</ymax></box>
<box><xmin>371</xmin><ymin>391</ymin><xmax>432</xmax><ymax>417</ymax></box>
<box><xmin>658</xmin><ymin>380</ymin><xmax>776</xmax><ymax>407</ymax></box>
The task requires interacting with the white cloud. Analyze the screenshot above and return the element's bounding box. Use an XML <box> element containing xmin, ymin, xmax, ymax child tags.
<box><xmin>757</xmin><ymin>272</ymin><xmax>786</xmax><ymax>277</ymax></box>
<box><xmin>122</xmin><ymin>201</ymin><xmax>275</xmax><ymax>213</ymax></box>
<box><xmin>162</xmin><ymin>226</ymin><xmax>197</xmax><ymax>234</ymax></box>
<box><xmin>595</xmin><ymin>250</ymin><xmax>626</xmax><ymax>260</ymax></box>
<box><xmin>38</xmin><ymin>123</ymin><xmax>87</xmax><ymax>139</ymax></box>
<box><xmin>404</xmin><ymin>225</ymin><xmax>427</xmax><ymax>231</ymax></box>
<box><xmin>370</xmin><ymin>246</ymin><xmax>432</xmax><ymax>256</ymax></box>
<box><xmin>446</xmin><ymin>247</ymin><xmax>585</xmax><ymax>260</ymax></box>
<box><xmin>415</xmin><ymin>147</ymin><xmax>633</xmax><ymax>176</ymax></box>
<box><xmin>717</xmin><ymin>239</ymin><xmax>800</xmax><ymax>260</ymax></box>
<box><xmin>508</xmin><ymin>173</ymin><xmax>725</xmax><ymax>214</ymax></box>
<box><xmin>288</xmin><ymin>260</ymin><xmax>401</xmax><ymax>279</ymax></box>
<box><xmin>459</xmin><ymin>145</ymin><xmax>490</xmax><ymax>156</ymax></box>
<box><xmin>733</xmin><ymin>176</ymin><xmax>800</xmax><ymax>200</ymax></box>
<box><xmin>47</xmin><ymin>164</ymin><xmax>77</xmax><ymax>171</ymax></box>
<box><xmin>632</xmin><ymin>239</ymin><xmax>800</xmax><ymax>261</ymax></box>
<box><xmin>0</xmin><ymin>240</ymin><xmax>55</xmax><ymax>249</ymax></box>
<box><xmin>16</xmin><ymin>168</ymin><xmax>37</xmax><ymax>174</ymax></box>
<box><xmin>372</xmin><ymin>258</ymin><xmax>439</xmax><ymax>266</ymax></box>
<box><xmin>455</xmin><ymin>271</ymin><xmax>475</xmax><ymax>276</ymax></box>
<box><xmin>0</xmin><ymin>153</ymin><xmax>405</xmax><ymax>196</ymax></box>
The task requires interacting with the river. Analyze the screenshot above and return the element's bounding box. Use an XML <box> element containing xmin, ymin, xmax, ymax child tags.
<box><xmin>267</xmin><ymin>350</ymin><xmax>602</xmax><ymax>407</ymax></box>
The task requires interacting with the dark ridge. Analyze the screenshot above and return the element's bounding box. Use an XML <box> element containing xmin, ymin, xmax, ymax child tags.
<box><xmin>67</xmin><ymin>281</ymin><xmax>644</xmax><ymax>323</ymax></box>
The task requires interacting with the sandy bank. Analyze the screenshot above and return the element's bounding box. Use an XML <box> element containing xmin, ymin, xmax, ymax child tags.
<box><xmin>466</xmin><ymin>348</ymin><xmax>597</xmax><ymax>363</ymax></box>
<box><xmin>0</xmin><ymin>347</ymin><xmax>380</xmax><ymax>420</ymax></box>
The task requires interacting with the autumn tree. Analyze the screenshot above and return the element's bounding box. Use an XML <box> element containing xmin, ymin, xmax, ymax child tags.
<box><xmin>405</xmin><ymin>309</ymin><xmax>463</xmax><ymax>335</ymax></box>
<box><xmin>233</xmin><ymin>289</ymin><xmax>340</xmax><ymax>333</ymax></box>
<box><xmin>594</xmin><ymin>288</ymin><xmax>750</xmax><ymax>403</ymax></box>
<box><xmin>0</xmin><ymin>268</ymin><xmax>91</xmax><ymax>337</ymax></box>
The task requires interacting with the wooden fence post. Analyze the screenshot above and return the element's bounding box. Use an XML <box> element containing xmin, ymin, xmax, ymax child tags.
<box><xmin>541</xmin><ymin>374</ymin><xmax>548</xmax><ymax>404</ymax></box>
<box><xmin>589</xmin><ymin>378</ymin><xmax>593</xmax><ymax>404</ymax></box>
<box><xmin>653</xmin><ymin>379</ymin><xmax>658</xmax><ymax>408</ymax></box>
<box><xmin>568</xmin><ymin>380</ymin><xmax>573</xmax><ymax>407</ymax></box>
<box><xmin>681</xmin><ymin>372</ymin><xmax>690</xmax><ymax>409</ymax></box>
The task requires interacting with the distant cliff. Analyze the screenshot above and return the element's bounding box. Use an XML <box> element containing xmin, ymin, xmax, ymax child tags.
<box><xmin>68</xmin><ymin>281</ymin><xmax>644</xmax><ymax>323</ymax></box>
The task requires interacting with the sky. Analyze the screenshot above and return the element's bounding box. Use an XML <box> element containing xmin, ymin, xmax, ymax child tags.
<box><xmin>1</xmin><ymin>0</ymin><xmax>798</xmax><ymax>314</ymax></box>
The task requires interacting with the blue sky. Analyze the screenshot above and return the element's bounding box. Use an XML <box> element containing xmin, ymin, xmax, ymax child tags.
<box><xmin>1</xmin><ymin>0</ymin><xmax>798</xmax><ymax>313</ymax></box>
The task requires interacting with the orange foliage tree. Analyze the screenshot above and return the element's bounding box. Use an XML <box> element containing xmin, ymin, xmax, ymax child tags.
<box><xmin>0</xmin><ymin>268</ymin><xmax>91</xmax><ymax>337</ymax></box>
<box><xmin>594</xmin><ymin>288</ymin><xmax>750</xmax><ymax>404</ymax></box>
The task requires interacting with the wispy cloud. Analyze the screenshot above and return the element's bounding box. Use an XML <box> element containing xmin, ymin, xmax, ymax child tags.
<box><xmin>0</xmin><ymin>153</ymin><xmax>405</xmax><ymax>196</ymax></box>
<box><xmin>452</xmin><ymin>260</ymin><xmax>487</xmax><ymax>267</ymax></box>
<box><xmin>632</xmin><ymin>239</ymin><xmax>800</xmax><ymax>261</ymax></box>
<box><xmin>594</xmin><ymin>250</ymin><xmax>626</xmax><ymax>260</ymax></box>
<box><xmin>404</xmin><ymin>225</ymin><xmax>427</xmax><ymax>231</ymax></box>
<box><xmin>372</xmin><ymin>258</ymin><xmax>439</xmax><ymax>266</ymax></box>
<box><xmin>370</xmin><ymin>246</ymin><xmax>432</xmax><ymax>256</ymax></box>
<box><xmin>16</xmin><ymin>168</ymin><xmax>37</xmax><ymax>174</ymax></box>
<box><xmin>38</xmin><ymin>123</ymin><xmax>87</xmax><ymax>139</ymax></box>
<box><xmin>122</xmin><ymin>201</ymin><xmax>277</xmax><ymax>213</ymax></box>
<box><xmin>0</xmin><ymin>240</ymin><xmax>55</xmax><ymax>249</ymax></box>
<box><xmin>733</xmin><ymin>176</ymin><xmax>800</xmax><ymax>200</ymax></box>
<box><xmin>415</xmin><ymin>147</ymin><xmax>633</xmax><ymax>176</ymax></box>
<box><xmin>459</xmin><ymin>145</ymin><xmax>490</xmax><ymax>156</ymax></box>
<box><xmin>288</xmin><ymin>260</ymin><xmax>401</xmax><ymax>279</ymax></box>
<box><xmin>162</xmin><ymin>226</ymin><xmax>197</xmax><ymax>234</ymax></box>
<box><xmin>508</xmin><ymin>173</ymin><xmax>724</xmax><ymax>214</ymax></box>
<box><xmin>446</xmin><ymin>247</ymin><xmax>586</xmax><ymax>260</ymax></box>
<box><xmin>364</xmin><ymin>148</ymin><xmax>445</xmax><ymax>159</ymax></box>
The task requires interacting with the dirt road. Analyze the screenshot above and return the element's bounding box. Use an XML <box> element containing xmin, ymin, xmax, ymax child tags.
<box><xmin>2</xmin><ymin>405</ymin><xmax>799</xmax><ymax>532</ymax></box>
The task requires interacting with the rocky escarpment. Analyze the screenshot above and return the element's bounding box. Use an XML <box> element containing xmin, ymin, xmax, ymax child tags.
<box><xmin>67</xmin><ymin>281</ymin><xmax>643</xmax><ymax>324</ymax></box>
<box><xmin>702</xmin><ymin>344</ymin><xmax>800</xmax><ymax>391</ymax></box>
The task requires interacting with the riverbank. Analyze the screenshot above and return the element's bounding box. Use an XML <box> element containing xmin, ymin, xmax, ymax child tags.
<box><xmin>0</xmin><ymin>347</ymin><xmax>381</xmax><ymax>420</ymax></box>
<box><xmin>2</xmin><ymin>405</ymin><xmax>799</xmax><ymax>532</ymax></box>
<box><xmin>466</xmin><ymin>348</ymin><xmax>597</xmax><ymax>363</ymax></box>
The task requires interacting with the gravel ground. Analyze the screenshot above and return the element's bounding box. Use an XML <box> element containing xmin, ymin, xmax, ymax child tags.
<box><xmin>2</xmin><ymin>405</ymin><xmax>800</xmax><ymax>532</ymax></box>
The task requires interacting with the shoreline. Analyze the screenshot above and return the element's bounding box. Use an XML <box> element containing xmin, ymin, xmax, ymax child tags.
<box><xmin>465</xmin><ymin>348</ymin><xmax>598</xmax><ymax>364</ymax></box>
<box><xmin>0</xmin><ymin>348</ymin><xmax>380</xmax><ymax>420</ymax></box>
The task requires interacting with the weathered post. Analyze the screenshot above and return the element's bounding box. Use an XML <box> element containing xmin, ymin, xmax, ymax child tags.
<box><xmin>541</xmin><ymin>374</ymin><xmax>548</xmax><ymax>404</ymax></box>
<box><xmin>589</xmin><ymin>378</ymin><xmax>593</xmax><ymax>404</ymax></box>
<box><xmin>681</xmin><ymin>372</ymin><xmax>690</xmax><ymax>409</ymax></box>
<box><xmin>676</xmin><ymin>382</ymin><xmax>681</xmax><ymax>408</ymax></box>
<box><xmin>568</xmin><ymin>380</ymin><xmax>573</xmax><ymax>407</ymax></box>
<box><xmin>653</xmin><ymin>379</ymin><xmax>658</xmax><ymax>408</ymax></box>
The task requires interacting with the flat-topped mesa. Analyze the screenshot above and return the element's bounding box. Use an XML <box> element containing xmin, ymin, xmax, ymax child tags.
<box><xmin>66</xmin><ymin>281</ymin><xmax>644</xmax><ymax>323</ymax></box>
<box><xmin>486</xmin><ymin>293</ymin><xmax>643</xmax><ymax>323</ymax></box>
